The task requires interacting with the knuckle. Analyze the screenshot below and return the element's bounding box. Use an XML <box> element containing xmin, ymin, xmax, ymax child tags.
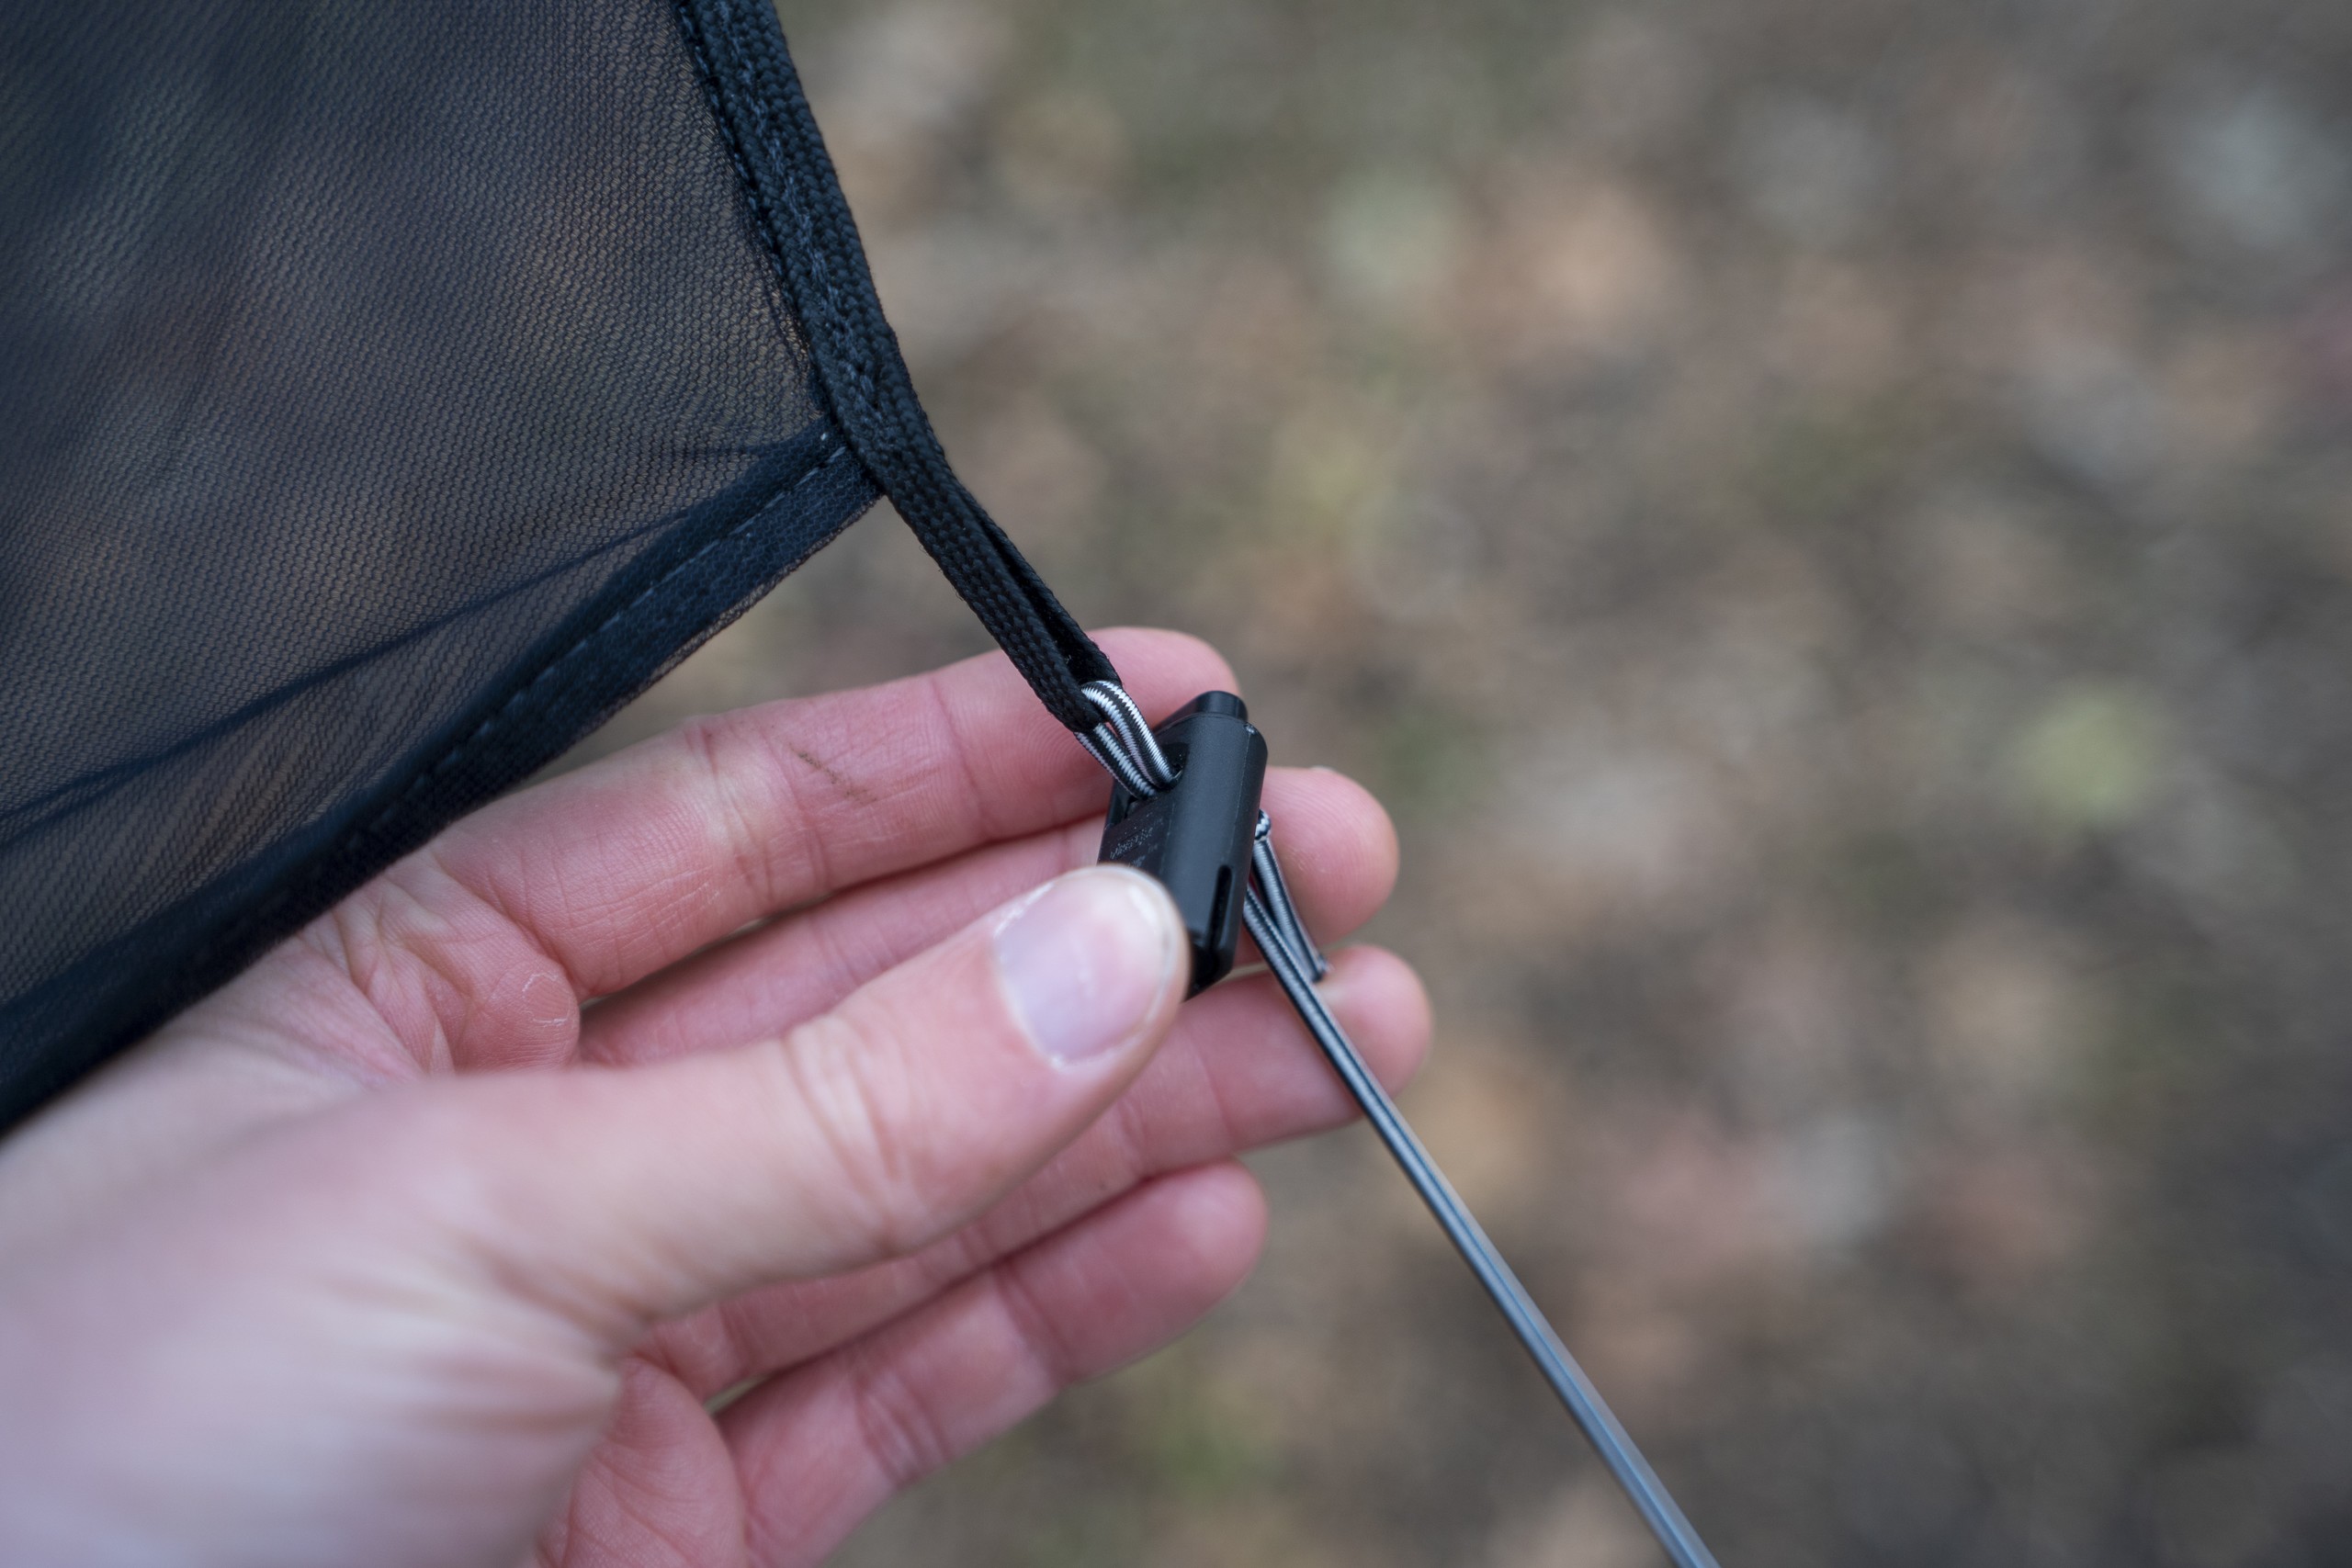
<box><xmin>321</xmin><ymin>863</ymin><xmax>579</xmax><ymax>1070</ymax></box>
<box><xmin>849</xmin><ymin>1347</ymin><xmax>958</xmax><ymax>1489</ymax></box>
<box><xmin>989</xmin><ymin>1261</ymin><xmax>1080</xmax><ymax>1389</ymax></box>
<box><xmin>674</xmin><ymin>712</ymin><xmax>797</xmax><ymax>912</ymax></box>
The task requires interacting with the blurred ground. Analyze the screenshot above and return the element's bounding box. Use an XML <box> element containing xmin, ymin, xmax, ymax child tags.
<box><xmin>571</xmin><ymin>0</ymin><xmax>2352</xmax><ymax>1561</ymax></box>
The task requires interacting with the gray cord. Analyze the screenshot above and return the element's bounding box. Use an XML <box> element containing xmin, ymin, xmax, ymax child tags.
<box><xmin>1074</xmin><ymin>693</ymin><xmax>1719</xmax><ymax>1568</ymax></box>
<box><xmin>1242</xmin><ymin>879</ymin><xmax>1720</xmax><ymax>1568</ymax></box>
<box><xmin>1079</xmin><ymin>681</ymin><xmax>1178</xmax><ymax>795</ymax></box>
<box><xmin>1249</xmin><ymin>811</ymin><xmax>1326</xmax><ymax>981</ymax></box>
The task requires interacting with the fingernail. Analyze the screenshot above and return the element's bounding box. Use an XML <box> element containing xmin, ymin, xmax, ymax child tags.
<box><xmin>995</xmin><ymin>867</ymin><xmax>1181</xmax><ymax>1066</ymax></box>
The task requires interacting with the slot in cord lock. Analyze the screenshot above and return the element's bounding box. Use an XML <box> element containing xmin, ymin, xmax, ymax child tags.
<box><xmin>1080</xmin><ymin>680</ymin><xmax>1722</xmax><ymax>1568</ymax></box>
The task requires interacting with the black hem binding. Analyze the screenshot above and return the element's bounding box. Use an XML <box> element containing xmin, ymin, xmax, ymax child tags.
<box><xmin>674</xmin><ymin>0</ymin><xmax>1119</xmax><ymax>733</ymax></box>
<box><xmin>0</xmin><ymin>430</ymin><xmax>876</xmax><ymax>1133</ymax></box>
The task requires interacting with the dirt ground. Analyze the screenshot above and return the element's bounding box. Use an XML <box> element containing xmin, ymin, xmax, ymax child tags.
<box><xmin>570</xmin><ymin>0</ymin><xmax>2352</xmax><ymax>1561</ymax></box>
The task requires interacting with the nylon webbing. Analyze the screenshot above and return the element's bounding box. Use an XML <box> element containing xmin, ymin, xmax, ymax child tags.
<box><xmin>678</xmin><ymin>0</ymin><xmax>1119</xmax><ymax>732</ymax></box>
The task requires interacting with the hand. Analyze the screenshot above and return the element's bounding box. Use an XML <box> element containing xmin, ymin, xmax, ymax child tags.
<box><xmin>0</xmin><ymin>630</ymin><xmax>1429</xmax><ymax>1568</ymax></box>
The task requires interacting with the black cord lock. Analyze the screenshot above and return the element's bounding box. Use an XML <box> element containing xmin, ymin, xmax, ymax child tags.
<box><xmin>1096</xmin><ymin>692</ymin><xmax>1266</xmax><ymax>995</ymax></box>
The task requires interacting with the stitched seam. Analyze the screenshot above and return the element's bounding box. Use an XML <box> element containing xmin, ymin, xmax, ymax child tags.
<box><xmin>63</xmin><ymin>440</ymin><xmax>866</xmax><ymax>1122</ymax></box>
<box><xmin>678</xmin><ymin>1</ymin><xmax>888</xmax><ymax>439</ymax></box>
<box><xmin>186</xmin><ymin>442</ymin><xmax>852</xmax><ymax>971</ymax></box>
<box><xmin>674</xmin><ymin>4</ymin><xmax>871</xmax><ymax>427</ymax></box>
<box><xmin>350</xmin><ymin>443</ymin><xmax>854</xmax><ymax>844</ymax></box>
<box><xmin>673</xmin><ymin>0</ymin><xmax>1112</xmax><ymax>731</ymax></box>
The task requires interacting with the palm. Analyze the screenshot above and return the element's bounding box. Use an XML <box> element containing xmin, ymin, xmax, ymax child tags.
<box><xmin>0</xmin><ymin>631</ymin><xmax>1424</xmax><ymax>1568</ymax></box>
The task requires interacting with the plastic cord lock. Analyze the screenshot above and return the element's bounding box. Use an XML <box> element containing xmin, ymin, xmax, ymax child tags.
<box><xmin>1095</xmin><ymin>692</ymin><xmax>1265</xmax><ymax>994</ymax></box>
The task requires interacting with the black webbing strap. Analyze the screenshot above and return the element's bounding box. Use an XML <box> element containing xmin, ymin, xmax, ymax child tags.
<box><xmin>677</xmin><ymin>0</ymin><xmax>1119</xmax><ymax>732</ymax></box>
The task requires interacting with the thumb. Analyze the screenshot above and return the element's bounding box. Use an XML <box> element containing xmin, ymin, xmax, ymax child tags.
<box><xmin>392</xmin><ymin>864</ymin><xmax>1188</xmax><ymax>1337</ymax></box>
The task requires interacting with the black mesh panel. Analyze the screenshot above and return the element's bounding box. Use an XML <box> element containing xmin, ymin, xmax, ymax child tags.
<box><xmin>0</xmin><ymin>1</ymin><xmax>883</xmax><ymax>1128</ymax></box>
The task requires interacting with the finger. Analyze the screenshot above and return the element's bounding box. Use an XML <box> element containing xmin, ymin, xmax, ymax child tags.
<box><xmin>367</xmin><ymin>865</ymin><xmax>1189</xmax><ymax>1337</ymax></box>
<box><xmin>1232</xmin><ymin>763</ymin><xmax>1398</xmax><ymax>972</ymax></box>
<box><xmin>535</xmin><ymin>1359</ymin><xmax>741</xmax><ymax>1568</ymax></box>
<box><xmin>642</xmin><ymin>943</ymin><xmax>1429</xmax><ymax>1397</ymax></box>
<box><xmin>345</xmin><ymin>628</ymin><xmax>1233</xmax><ymax>1013</ymax></box>
<box><xmin>581</xmin><ymin>762</ymin><xmax>1396</xmax><ymax>1066</ymax></box>
<box><xmin>1249</xmin><ymin>762</ymin><xmax>1399</xmax><ymax>949</ymax></box>
<box><xmin>722</xmin><ymin>1163</ymin><xmax>1267</xmax><ymax>1568</ymax></box>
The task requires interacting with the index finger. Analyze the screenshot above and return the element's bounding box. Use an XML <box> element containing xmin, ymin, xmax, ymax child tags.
<box><xmin>376</xmin><ymin>628</ymin><xmax>1235</xmax><ymax>998</ymax></box>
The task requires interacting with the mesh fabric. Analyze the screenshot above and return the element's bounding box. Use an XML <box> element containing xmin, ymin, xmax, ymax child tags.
<box><xmin>0</xmin><ymin>1</ymin><xmax>888</xmax><ymax>1127</ymax></box>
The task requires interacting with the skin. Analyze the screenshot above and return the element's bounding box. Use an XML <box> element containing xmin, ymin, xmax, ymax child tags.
<box><xmin>0</xmin><ymin>629</ymin><xmax>1430</xmax><ymax>1568</ymax></box>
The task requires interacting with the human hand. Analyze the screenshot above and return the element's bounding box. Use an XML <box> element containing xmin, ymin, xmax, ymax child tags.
<box><xmin>0</xmin><ymin>630</ymin><xmax>1428</xmax><ymax>1568</ymax></box>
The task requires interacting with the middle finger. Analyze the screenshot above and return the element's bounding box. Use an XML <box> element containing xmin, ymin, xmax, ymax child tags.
<box><xmin>638</xmin><ymin>940</ymin><xmax>1429</xmax><ymax>1399</ymax></box>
